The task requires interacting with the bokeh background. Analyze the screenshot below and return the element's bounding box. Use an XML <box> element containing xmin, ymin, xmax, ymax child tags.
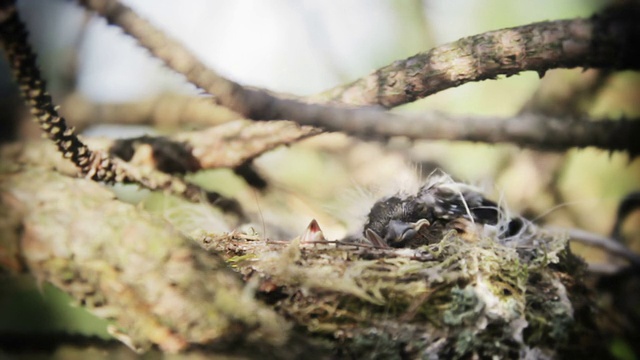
<box><xmin>1</xmin><ymin>0</ymin><xmax>639</xmax><ymax>358</ymax></box>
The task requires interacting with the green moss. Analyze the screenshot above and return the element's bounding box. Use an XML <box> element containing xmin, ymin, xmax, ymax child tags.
<box><xmin>443</xmin><ymin>285</ymin><xmax>483</xmax><ymax>326</ymax></box>
<box><xmin>196</xmin><ymin>219</ymin><xmax>602</xmax><ymax>358</ymax></box>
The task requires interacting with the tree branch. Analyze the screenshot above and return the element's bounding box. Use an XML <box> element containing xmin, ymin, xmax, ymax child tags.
<box><xmin>61</xmin><ymin>92</ymin><xmax>242</xmax><ymax>132</ymax></box>
<box><xmin>6</xmin><ymin>120</ymin><xmax>318</xmax><ymax>177</ymax></box>
<box><xmin>0</xmin><ymin>167</ymin><xmax>289</xmax><ymax>353</ymax></box>
<box><xmin>77</xmin><ymin>0</ymin><xmax>640</xmax><ymax>154</ymax></box>
<box><xmin>313</xmin><ymin>6</ymin><xmax>640</xmax><ymax>108</ymax></box>
<box><xmin>0</xmin><ymin>3</ymin><xmax>246</xmax><ymax>216</ymax></box>
<box><xmin>548</xmin><ymin>227</ymin><xmax>640</xmax><ymax>267</ymax></box>
<box><xmin>163</xmin><ymin>120</ymin><xmax>320</xmax><ymax>170</ymax></box>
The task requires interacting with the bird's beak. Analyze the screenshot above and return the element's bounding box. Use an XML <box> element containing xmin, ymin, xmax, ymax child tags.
<box><xmin>385</xmin><ymin>219</ymin><xmax>431</xmax><ymax>245</ymax></box>
<box><xmin>301</xmin><ymin>219</ymin><xmax>326</xmax><ymax>243</ymax></box>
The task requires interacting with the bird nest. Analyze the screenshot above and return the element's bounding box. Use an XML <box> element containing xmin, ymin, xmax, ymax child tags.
<box><xmin>191</xmin><ymin>176</ymin><xmax>603</xmax><ymax>359</ymax></box>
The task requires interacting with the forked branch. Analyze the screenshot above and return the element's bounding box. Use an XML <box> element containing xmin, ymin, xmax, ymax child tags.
<box><xmin>78</xmin><ymin>0</ymin><xmax>640</xmax><ymax>154</ymax></box>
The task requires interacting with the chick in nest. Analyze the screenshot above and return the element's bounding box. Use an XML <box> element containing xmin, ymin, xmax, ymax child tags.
<box><xmin>362</xmin><ymin>171</ymin><xmax>525</xmax><ymax>248</ymax></box>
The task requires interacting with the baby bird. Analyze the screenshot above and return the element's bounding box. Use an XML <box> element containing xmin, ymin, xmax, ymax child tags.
<box><xmin>363</xmin><ymin>173</ymin><xmax>523</xmax><ymax>248</ymax></box>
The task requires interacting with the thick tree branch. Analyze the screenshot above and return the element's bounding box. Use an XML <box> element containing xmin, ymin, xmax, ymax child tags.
<box><xmin>314</xmin><ymin>7</ymin><xmax>640</xmax><ymax>108</ymax></box>
<box><xmin>78</xmin><ymin>0</ymin><xmax>640</xmax><ymax>154</ymax></box>
<box><xmin>0</xmin><ymin>167</ymin><xmax>289</xmax><ymax>353</ymax></box>
<box><xmin>341</xmin><ymin>112</ymin><xmax>639</xmax><ymax>154</ymax></box>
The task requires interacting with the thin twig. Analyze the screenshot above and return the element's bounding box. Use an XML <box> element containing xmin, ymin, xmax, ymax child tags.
<box><xmin>0</xmin><ymin>118</ymin><xmax>318</xmax><ymax>185</ymax></box>
<box><xmin>78</xmin><ymin>0</ymin><xmax>640</xmax><ymax>154</ymax></box>
<box><xmin>61</xmin><ymin>92</ymin><xmax>242</xmax><ymax>132</ymax></box>
<box><xmin>102</xmin><ymin>109</ymin><xmax>640</xmax><ymax>155</ymax></box>
<box><xmin>107</xmin><ymin>121</ymin><xmax>318</xmax><ymax>191</ymax></box>
<box><xmin>173</xmin><ymin>120</ymin><xmax>321</xmax><ymax>169</ymax></box>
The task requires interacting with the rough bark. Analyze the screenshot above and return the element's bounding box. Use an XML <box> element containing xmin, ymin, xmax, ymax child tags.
<box><xmin>314</xmin><ymin>7</ymin><xmax>640</xmax><ymax>108</ymax></box>
<box><xmin>0</xmin><ymin>166</ymin><xmax>289</xmax><ymax>353</ymax></box>
<box><xmin>77</xmin><ymin>0</ymin><xmax>640</xmax><ymax>154</ymax></box>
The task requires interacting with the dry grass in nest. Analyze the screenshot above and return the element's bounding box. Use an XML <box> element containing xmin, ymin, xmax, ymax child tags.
<box><xmin>194</xmin><ymin>223</ymin><xmax>602</xmax><ymax>359</ymax></box>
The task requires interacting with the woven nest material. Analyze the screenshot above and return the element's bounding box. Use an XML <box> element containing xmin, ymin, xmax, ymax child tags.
<box><xmin>196</xmin><ymin>223</ymin><xmax>601</xmax><ymax>359</ymax></box>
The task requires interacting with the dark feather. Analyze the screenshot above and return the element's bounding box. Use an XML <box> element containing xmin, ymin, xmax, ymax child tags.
<box><xmin>363</xmin><ymin>173</ymin><xmax>522</xmax><ymax>248</ymax></box>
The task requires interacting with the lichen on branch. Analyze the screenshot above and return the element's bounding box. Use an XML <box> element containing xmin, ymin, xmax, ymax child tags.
<box><xmin>0</xmin><ymin>167</ymin><xmax>289</xmax><ymax>353</ymax></box>
<box><xmin>315</xmin><ymin>5</ymin><xmax>640</xmax><ymax>108</ymax></box>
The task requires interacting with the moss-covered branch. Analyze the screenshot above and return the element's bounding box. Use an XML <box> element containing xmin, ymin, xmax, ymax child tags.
<box><xmin>0</xmin><ymin>166</ymin><xmax>289</xmax><ymax>353</ymax></box>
